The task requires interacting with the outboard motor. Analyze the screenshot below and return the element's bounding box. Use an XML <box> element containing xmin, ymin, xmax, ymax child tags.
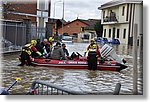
<box><xmin>88</xmin><ymin>52</ymin><xmax>97</xmax><ymax>70</ymax></box>
<box><xmin>100</xmin><ymin>44</ymin><xmax>125</xmax><ymax>64</ymax></box>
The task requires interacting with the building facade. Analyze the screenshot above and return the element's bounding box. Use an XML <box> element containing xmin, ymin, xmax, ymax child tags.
<box><xmin>2</xmin><ymin>0</ymin><xmax>52</xmax><ymax>45</ymax></box>
<box><xmin>3</xmin><ymin>1</ymin><xmax>37</xmax><ymax>24</ymax></box>
<box><xmin>98</xmin><ymin>0</ymin><xmax>143</xmax><ymax>45</ymax></box>
<box><xmin>57</xmin><ymin>19</ymin><xmax>99</xmax><ymax>42</ymax></box>
<box><xmin>58</xmin><ymin>19</ymin><xmax>88</xmax><ymax>35</ymax></box>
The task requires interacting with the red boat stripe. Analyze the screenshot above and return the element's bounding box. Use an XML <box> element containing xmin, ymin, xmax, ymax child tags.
<box><xmin>32</xmin><ymin>62</ymin><xmax>121</xmax><ymax>68</ymax></box>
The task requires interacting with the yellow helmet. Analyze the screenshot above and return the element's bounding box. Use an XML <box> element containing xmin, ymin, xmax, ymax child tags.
<box><xmin>91</xmin><ymin>39</ymin><xmax>95</xmax><ymax>43</ymax></box>
<box><xmin>31</xmin><ymin>40</ymin><xmax>37</xmax><ymax>46</ymax></box>
<box><xmin>49</xmin><ymin>37</ymin><xmax>54</xmax><ymax>42</ymax></box>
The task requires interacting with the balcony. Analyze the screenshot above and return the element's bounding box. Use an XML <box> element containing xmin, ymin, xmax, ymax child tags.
<box><xmin>102</xmin><ymin>12</ymin><xmax>118</xmax><ymax>24</ymax></box>
<box><xmin>102</xmin><ymin>16</ymin><xmax>118</xmax><ymax>24</ymax></box>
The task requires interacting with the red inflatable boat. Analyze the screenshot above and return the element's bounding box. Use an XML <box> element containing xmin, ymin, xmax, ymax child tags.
<box><xmin>31</xmin><ymin>57</ymin><xmax>127</xmax><ymax>72</ymax></box>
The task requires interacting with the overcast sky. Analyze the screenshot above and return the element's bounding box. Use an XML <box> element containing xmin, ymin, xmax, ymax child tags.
<box><xmin>50</xmin><ymin>0</ymin><xmax>112</xmax><ymax>21</ymax></box>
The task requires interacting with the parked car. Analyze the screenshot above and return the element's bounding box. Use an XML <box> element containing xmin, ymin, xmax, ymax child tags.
<box><xmin>108</xmin><ymin>39</ymin><xmax>120</xmax><ymax>44</ymax></box>
<box><xmin>61</xmin><ymin>36</ymin><xmax>73</xmax><ymax>43</ymax></box>
<box><xmin>96</xmin><ymin>37</ymin><xmax>108</xmax><ymax>44</ymax></box>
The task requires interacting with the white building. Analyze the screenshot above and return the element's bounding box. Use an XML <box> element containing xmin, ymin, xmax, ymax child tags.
<box><xmin>98</xmin><ymin>0</ymin><xmax>143</xmax><ymax>45</ymax></box>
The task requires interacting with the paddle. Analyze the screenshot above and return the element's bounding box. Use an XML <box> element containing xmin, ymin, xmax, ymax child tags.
<box><xmin>6</xmin><ymin>77</ymin><xmax>21</xmax><ymax>92</ymax></box>
<box><xmin>0</xmin><ymin>77</ymin><xmax>21</xmax><ymax>95</ymax></box>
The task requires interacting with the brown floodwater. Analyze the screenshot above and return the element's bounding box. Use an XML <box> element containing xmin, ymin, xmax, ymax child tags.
<box><xmin>1</xmin><ymin>43</ymin><xmax>143</xmax><ymax>95</ymax></box>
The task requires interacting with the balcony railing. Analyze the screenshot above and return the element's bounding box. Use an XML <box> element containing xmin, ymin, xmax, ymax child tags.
<box><xmin>103</xmin><ymin>11</ymin><xmax>118</xmax><ymax>23</ymax></box>
<box><xmin>103</xmin><ymin>16</ymin><xmax>118</xmax><ymax>22</ymax></box>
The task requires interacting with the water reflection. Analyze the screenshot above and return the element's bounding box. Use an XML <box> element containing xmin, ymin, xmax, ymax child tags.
<box><xmin>1</xmin><ymin>43</ymin><xmax>143</xmax><ymax>95</ymax></box>
<box><xmin>87</xmin><ymin>71</ymin><xmax>98</xmax><ymax>79</ymax></box>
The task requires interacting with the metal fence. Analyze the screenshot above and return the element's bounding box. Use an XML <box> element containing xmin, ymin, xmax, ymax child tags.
<box><xmin>28</xmin><ymin>80</ymin><xmax>121</xmax><ymax>95</ymax></box>
<box><xmin>1</xmin><ymin>20</ymin><xmax>46</xmax><ymax>51</ymax></box>
<box><xmin>1</xmin><ymin>21</ymin><xmax>26</xmax><ymax>47</ymax></box>
<box><xmin>29</xmin><ymin>80</ymin><xmax>85</xmax><ymax>95</ymax></box>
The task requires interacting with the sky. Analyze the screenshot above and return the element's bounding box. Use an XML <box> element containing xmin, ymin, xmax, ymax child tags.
<box><xmin>0</xmin><ymin>0</ymin><xmax>111</xmax><ymax>22</ymax></box>
<box><xmin>50</xmin><ymin>0</ymin><xmax>112</xmax><ymax>21</ymax></box>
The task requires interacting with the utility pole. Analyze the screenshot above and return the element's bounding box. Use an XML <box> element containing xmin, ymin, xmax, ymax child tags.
<box><xmin>48</xmin><ymin>0</ymin><xmax>51</xmax><ymax>20</ymax></box>
<box><xmin>38</xmin><ymin>0</ymin><xmax>45</xmax><ymax>40</ymax></box>
<box><xmin>133</xmin><ymin>24</ymin><xmax>138</xmax><ymax>94</ymax></box>
<box><xmin>62</xmin><ymin>0</ymin><xmax>64</xmax><ymax>35</ymax></box>
<box><xmin>139</xmin><ymin>33</ymin><xmax>143</xmax><ymax>93</ymax></box>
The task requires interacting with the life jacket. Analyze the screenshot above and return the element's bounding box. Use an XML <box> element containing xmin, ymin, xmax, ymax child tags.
<box><xmin>88</xmin><ymin>44</ymin><xmax>97</xmax><ymax>52</ymax></box>
<box><xmin>86</xmin><ymin>44</ymin><xmax>101</xmax><ymax>56</ymax></box>
<box><xmin>48</xmin><ymin>41</ymin><xmax>53</xmax><ymax>52</ymax></box>
<box><xmin>22</xmin><ymin>44</ymin><xmax>33</xmax><ymax>55</ymax></box>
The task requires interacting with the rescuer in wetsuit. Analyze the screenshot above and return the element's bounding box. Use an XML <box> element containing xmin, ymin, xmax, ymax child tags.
<box><xmin>84</xmin><ymin>39</ymin><xmax>101</xmax><ymax>70</ymax></box>
<box><xmin>18</xmin><ymin>40</ymin><xmax>42</xmax><ymax>66</ymax></box>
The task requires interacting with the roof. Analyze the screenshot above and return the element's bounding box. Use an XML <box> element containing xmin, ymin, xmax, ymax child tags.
<box><xmin>81</xmin><ymin>19</ymin><xmax>100</xmax><ymax>30</ymax></box>
<box><xmin>63</xmin><ymin>19</ymin><xmax>100</xmax><ymax>30</ymax></box>
<box><xmin>98</xmin><ymin>0</ymin><xmax>143</xmax><ymax>10</ymax></box>
<box><xmin>63</xmin><ymin>19</ymin><xmax>89</xmax><ymax>27</ymax></box>
<box><xmin>49</xmin><ymin>18</ymin><xmax>67</xmax><ymax>24</ymax></box>
<box><xmin>80</xmin><ymin>19</ymin><xmax>100</xmax><ymax>26</ymax></box>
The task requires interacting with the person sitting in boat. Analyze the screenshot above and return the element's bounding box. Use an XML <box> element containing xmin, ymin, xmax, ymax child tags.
<box><xmin>62</xmin><ymin>43</ymin><xmax>69</xmax><ymax>57</ymax></box>
<box><xmin>51</xmin><ymin>42</ymin><xmax>66</xmax><ymax>60</ymax></box>
<box><xmin>41</xmin><ymin>39</ymin><xmax>51</xmax><ymax>58</ymax></box>
<box><xmin>35</xmin><ymin>39</ymin><xmax>44</xmax><ymax>54</ymax></box>
<box><xmin>18</xmin><ymin>40</ymin><xmax>42</xmax><ymax>66</ymax></box>
<box><xmin>70</xmin><ymin>52</ymin><xmax>78</xmax><ymax>60</ymax></box>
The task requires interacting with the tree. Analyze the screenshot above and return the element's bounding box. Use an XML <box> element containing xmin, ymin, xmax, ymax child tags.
<box><xmin>94</xmin><ymin>20</ymin><xmax>103</xmax><ymax>37</ymax></box>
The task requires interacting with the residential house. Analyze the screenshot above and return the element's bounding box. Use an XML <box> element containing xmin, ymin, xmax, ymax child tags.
<box><xmin>58</xmin><ymin>19</ymin><xmax>100</xmax><ymax>42</ymax></box>
<box><xmin>98</xmin><ymin>0</ymin><xmax>143</xmax><ymax>45</ymax></box>
<box><xmin>49</xmin><ymin>19</ymin><xmax>67</xmax><ymax>35</ymax></box>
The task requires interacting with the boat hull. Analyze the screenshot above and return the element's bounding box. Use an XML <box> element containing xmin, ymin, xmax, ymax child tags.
<box><xmin>31</xmin><ymin>58</ymin><xmax>127</xmax><ymax>72</ymax></box>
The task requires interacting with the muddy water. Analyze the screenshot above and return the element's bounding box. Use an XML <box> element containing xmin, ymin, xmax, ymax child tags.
<box><xmin>1</xmin><ymin>43</ymin><xmax>143</xmax><ymax>95</ymax></box>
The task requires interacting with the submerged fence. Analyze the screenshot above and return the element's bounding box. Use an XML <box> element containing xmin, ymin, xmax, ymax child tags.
<box><xmin>29</xmin><ymin>80</ymin><xmax>85</xmax><ymax>95</ymax></box>
<box><xmin>28</xmin><ymin>80</ymin><xmax>121</xmax><ymax>95</ymax></box>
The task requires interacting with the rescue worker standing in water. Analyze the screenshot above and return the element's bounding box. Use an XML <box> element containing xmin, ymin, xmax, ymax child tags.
<box><xmin>84</xmin><ymin>39</ymin><xmax>101</xmax><ymax>70</ymax></box>
<box><xmin>18</xmin><ymin>40</ymin><xmax>42</xmax><ymax>66</ymax></box>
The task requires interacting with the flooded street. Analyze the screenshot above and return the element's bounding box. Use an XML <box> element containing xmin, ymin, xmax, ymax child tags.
<box><xmin>1</xmin><ymin>43</ymin><xmax>143</xmax><ymax>95</ymax></box>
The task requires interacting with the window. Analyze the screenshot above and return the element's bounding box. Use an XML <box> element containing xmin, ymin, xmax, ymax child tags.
<box><xmin>112</xmin><ymin>27</ymin><xmax>116</xmax><ymax>39</ymax></box>
<box><xmin>117</xmin><ymin>29</ymin><xmax>120</xmax><ymax>38</ymax></box>
<box><xmin>109</xmin><ymin>29</ymin><xmax>111</xmax><ymax>38</ymax></box>
<box><xmin>104</xmin><ymin>29</ymin><xmax>106</xmax><ymax>37</ymax></box>
<box><xmin>73</xmin><ymin>33</ymin><xmax>78</xmax><ymax>38</ymax></box>
<box><xmin>122</xmin><ymin>6</ymin><xmax>125</xmax><ymax>16</ymax></box>
<box><xmin>81</xmin><ymin>27</ymin><xmax>84</xmax><ymax>32</ymax></box>
<box><xmin>83</xmin><ymin>34</ymin><xmax>89</xmax><ymax>39</ymax></box>
<box><xmin>126</xmin><ymin>4</ymin><xmax>129</xmax><ymax>21</ymax></box>
<box><xmin>103</xmin><ymin>11</ymin><xmax>105</xmax><ymax>18</ymax></box>
<box><xmin>123</xmin><ymin>29</ymin><xmax>126</xmax><ymax>39</ymax></box>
